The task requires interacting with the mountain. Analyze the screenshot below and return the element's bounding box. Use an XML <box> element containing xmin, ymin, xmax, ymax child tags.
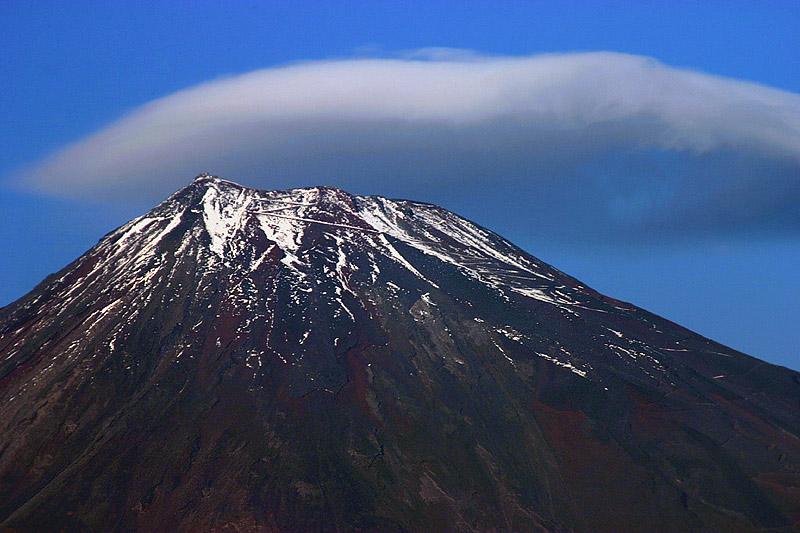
<box><xmin>1</xmin><ymin>175</ymin><xmax>799</xmax><ymax>531</ymax></box>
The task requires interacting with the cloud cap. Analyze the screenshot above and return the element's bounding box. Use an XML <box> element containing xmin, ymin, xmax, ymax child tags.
<box><xmin>14</xmin><ymin>51</ymin><xmax>800</xmax><ymax>243</ymax></box>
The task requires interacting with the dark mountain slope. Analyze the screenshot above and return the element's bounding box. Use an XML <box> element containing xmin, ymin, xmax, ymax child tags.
<box><xmin>1</xmin><ymin>175</ymin><xmax>799</xmax><ymax>531</ymax></box>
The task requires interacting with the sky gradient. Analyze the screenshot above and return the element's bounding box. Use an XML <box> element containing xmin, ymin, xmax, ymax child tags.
<box><xmin>1</xmin><ymin>1</ymin><xmax>798</xmax><ymax>369</ymax></box>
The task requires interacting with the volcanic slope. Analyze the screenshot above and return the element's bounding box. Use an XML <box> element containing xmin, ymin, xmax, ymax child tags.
<box><xmin>1</xmin><ymin>175</ymin><xmax>799</xmax><ymax>531</ymax></box>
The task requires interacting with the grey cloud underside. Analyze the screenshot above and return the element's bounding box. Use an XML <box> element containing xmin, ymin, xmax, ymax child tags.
<box><xmin>16</xmin><ymin>51</ymin><xmax>800</xmax><ymax>242</ymax></box>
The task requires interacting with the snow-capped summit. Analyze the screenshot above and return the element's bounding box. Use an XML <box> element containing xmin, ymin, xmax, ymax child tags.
<box><xmin>2</xmin><ymin>176</ymin><xmax>799</xmax><ymax>531</ymax></box>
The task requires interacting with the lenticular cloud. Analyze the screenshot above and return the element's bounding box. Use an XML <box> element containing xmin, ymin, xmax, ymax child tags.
<box><xmin>15</xmin><ymin>51</ymin><xmax>800</xmax><ymax>241</ymax></box>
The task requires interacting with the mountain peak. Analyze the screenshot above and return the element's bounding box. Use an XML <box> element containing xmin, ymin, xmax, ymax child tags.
<box><xmin>190</xmin><ymin>172</ymin><xmax>237</xmax><ymax>188</ymax></box>
<box><xmin>189</xmin><ymin>173</ymin><xmax>350</xmax><ymax>197</ymax></box>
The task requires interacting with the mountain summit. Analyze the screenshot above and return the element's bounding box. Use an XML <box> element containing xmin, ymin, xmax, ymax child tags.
<box><xmin>2</xmin><ymin>175</ymin><xmax>799</xmax><ymax>531</ymax></box>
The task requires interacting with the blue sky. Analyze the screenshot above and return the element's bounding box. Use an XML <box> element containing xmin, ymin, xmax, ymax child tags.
<box><xmin>1</xmin><ymin>1</ymin><xmax>799</xmax><ymax>370</ymax></box>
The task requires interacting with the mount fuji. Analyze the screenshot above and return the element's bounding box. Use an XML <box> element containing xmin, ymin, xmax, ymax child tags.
<box><xmin>2</xmin><ymin>175</ymin><xmax>799</xmax><ymax>531</ymax></box>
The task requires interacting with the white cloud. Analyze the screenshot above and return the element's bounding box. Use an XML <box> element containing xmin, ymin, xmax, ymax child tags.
<box><xmin>14</xmin><ymin>51</ymin><xmax>800</xmax><ymax>241</ymax></box>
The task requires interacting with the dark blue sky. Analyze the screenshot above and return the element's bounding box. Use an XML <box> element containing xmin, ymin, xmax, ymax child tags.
<box><xmin>1</xmin><ymin>1</ymin><xmax>799</xmax><ymax>369</ymax></box>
